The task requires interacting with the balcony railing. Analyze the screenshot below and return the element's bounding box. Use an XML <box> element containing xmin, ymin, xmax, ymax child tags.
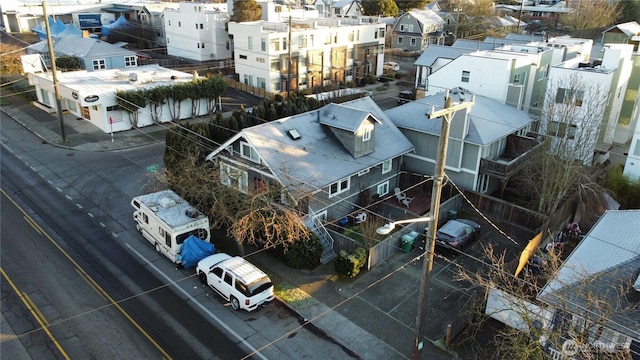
<box><xmin>480</xmin><ymin>134</ymin><xmax>544</xmax><ymax>179</ymax></box>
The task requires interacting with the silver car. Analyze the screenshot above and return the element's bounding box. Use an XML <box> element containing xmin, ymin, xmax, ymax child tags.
<box><xmin>436</xmin><ymin>219</ymin><xmax>481</xmax><ymax>250</ymax></box>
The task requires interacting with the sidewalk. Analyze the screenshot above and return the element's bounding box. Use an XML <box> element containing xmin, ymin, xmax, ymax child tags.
<box><xmin>1</xmin><ymin>86</ymin><xmax>462</xmax><ymax>360</ymax></box>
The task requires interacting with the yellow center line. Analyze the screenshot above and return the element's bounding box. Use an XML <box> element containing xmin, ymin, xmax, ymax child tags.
<box><xmin>0</xmin><ymin>267</ymin><xmax>70</xmax><ymax>360</ymax></box>
<box><xmin>1</xmin><ymin>188</ymin><xmax>172</xmax><ymax>360</ymax></box>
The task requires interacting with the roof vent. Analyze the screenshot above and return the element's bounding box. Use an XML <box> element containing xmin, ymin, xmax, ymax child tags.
<box><xmin>159</xmin><ymin>197</ymin><xmax>176</xmax><ymax>208</ymax></box>
<box><xmin>287</xmin><ymin>129</ymin><xmax>301</xmax><ymax>140</ymax></box>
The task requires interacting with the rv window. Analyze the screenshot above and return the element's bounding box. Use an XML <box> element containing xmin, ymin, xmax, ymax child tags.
<box><xmin>159</xmin><ymin>228</ymin><xmax>164</xmax><ymax>236</ymax></box>
<box><xmin>143</xmin><ymin>213</ymin><xmax>148</xmax><ymax>223</ymax></box>
<box><xmin>165</xmin><ymin>232</ymin><xmax>171</xmax><ymax>246</ymax></box>
<box><xmin>133</xmin><ymin>200</ymin><xmax>140</xmax><ymax>208</ymax></box>
<box><xmin>176</xmin><ymin>229</ymin><xmax>209</xmax><ymax>245</ymax></box>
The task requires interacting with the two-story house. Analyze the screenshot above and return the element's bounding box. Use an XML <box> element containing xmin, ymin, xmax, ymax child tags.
<box><xmin>329</xmin><ymin>0</ymin><xmax>363</xmax><ymax>17</ymax></box>
<box><xmin>204</xmin><ymin>96</ymin><xmax>414</xmax><ymax>222</ymax></box>
<box><xmin>385</xmin><ymin>89</ymin><xmax>541</xmax><ymax>194</ymax></box>
<box><xmin>544</xmin><ymin>43</ymin><xmax>635</xmax><ymax>165</ymax></box>
<box><xmin>136</xmin><ymin>3</ymin><xmax>179</xmax><ymax>49</ymax></box>
<box><xmin>26</xmin><ymin>35</ymin><xmax>138</xmax><ymax>71</ymax></box>
<box><xmin>390</xmin><ymin>9</ymin><xmax>445</xmax><ymax>53</ymax></box>
<box><xmin>228</xmin><ymin>17</ymin><xmax>386</xmax><ymax>93</ymax></box>
<box><xmin>537</xmin><ymin>210</ymin><xmax>640</xmax><ymax>359</ymax></box>
<box><xmin>163</xmin><ymin>2</ymin><xmax>231</xmax><ymax>62</ymax></box>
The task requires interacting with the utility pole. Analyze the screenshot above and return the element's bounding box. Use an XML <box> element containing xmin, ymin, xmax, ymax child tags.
<box><xmin>42</xmin><ymin>0</ymin><xmax>66</xmax><ymax>142</ymax></box>
<box><xmin>413</xmin><ymin>91</ymin><xmax>473</xmax><ymax>360</ymax></box>
<box><xmin>287</xmin><ymin>14</ymin><xmax>292</xmax><ymax>97</ymax></box>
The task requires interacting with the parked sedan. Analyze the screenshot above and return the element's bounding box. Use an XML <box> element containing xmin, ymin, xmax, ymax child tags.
<box><xmin>436</xmin><ymin>219</ymin><xmax>481</xmax><ymax>250</ymax></box>
<box><xmin>383</xmin><ymin>61</ymin><xmax>400</xmax><ymax>71</ymax></box>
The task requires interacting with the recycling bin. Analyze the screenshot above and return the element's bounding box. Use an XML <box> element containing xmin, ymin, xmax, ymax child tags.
<box><xmin>400</xmin><ymin>230</ymin><xmax>419</xmax><ymax>253</ymax></box>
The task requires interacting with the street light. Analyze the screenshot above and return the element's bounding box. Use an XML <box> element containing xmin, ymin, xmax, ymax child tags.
<box><xmin>376</xmin><ymin>216</ymin><xmax>433</xmax><ymax>235</ymax></box>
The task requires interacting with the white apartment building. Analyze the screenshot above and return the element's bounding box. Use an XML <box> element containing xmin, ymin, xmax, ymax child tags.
<box><xmin>228</xmin><ymin>17</ymin><xmax>386</xmax><ymax>93</ymax></box>
<box><xmin>164</xmin><ymin>2</ymin><xmax>231</xmax><ymax>62</ymax></box>
<box><xmin>423</xmin><ymin>45</ymin><xmax>553</xmax><ymax>114</ymax></box>
<box><xmin>544</xmin><ymin>43</ymin><xmax>635</xmax><ymax>165</ymax></box>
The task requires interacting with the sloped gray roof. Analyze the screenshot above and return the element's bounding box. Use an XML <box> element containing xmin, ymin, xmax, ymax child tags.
<box><xmin>414</xmin><ymin>45</ymin><xmax>471</xmax><ymax>67</ymax></box>
<box><xmin>384</xmin><ymin>90</ymin><xmax>534</xmax><ymax>146</ymax></box>
<box><xmin>27</xmin><ymin>36</ymin><xmax>134</xmax><ymax>59</ymax></box>
<box><xmin>405</xmin><ymin>9</ymin><xmax>445</xmax><ymax>27</ymax></box>
<box><xmin>228</xmin><ymin>97</ymin><xmax>414</xmax><ymax>193</ymax></box>
<box><xmin>319</xmin><ymin>102</ymin><xmax>381</xmax><ymax>132</ymax></box>
<box><xmin>538</xmin><ymin>210</ymin><xmax>640</xmax><ymax>339</ymax></box>
<box><xmin>451</xmin><ymin>39</ymin><xmax>496</xmax><ymax>51</ymax></box>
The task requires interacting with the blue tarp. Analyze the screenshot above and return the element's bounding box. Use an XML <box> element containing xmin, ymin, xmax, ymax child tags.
<box><xmin>180</xmin><ymin>235</ymin><xmax>215</xmax><ymax>269</ymax></box>
<box><xmin>101</xmin><ymin>15</ymin><xmax>129</xmax><ymax>37</ymax></box>
<box><xmin>32</xmin><ymin>17</ymin><xmax>68</xmax><ymax>40</ymax></box>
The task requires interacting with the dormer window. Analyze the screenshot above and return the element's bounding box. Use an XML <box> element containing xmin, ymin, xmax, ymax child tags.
<box><xmin>240</xmin><ymin>141</ymin><xmax>260</xmax><ymax>163</ymax></box>
<box><xmin>363</xmin><ymin>126</ymin><xmax>372</xmax><ymax>142</ymax></box>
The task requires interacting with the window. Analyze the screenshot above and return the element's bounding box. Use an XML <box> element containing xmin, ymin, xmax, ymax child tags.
<box><xmin>270</xmin><ymin>39</ymin><xmax>279</xmax><ymax>51</ymax></box>
<box><xmin>92</xmin><ymin>59</ymin><xmax>106</xmax><ymax>70</ymax></box>
<box><xmin>66</xmin><ymin>99</ymin><xmax>77</xmax><ymax>113</ymax></box>
<box><xmin>477</xmin><ymin>174</ymin><xmax>489</xmax><ymax>193</ymax></box>
<box><xmin>400</xmin><ymin>24</ymin><xmax>405</xmax><ymax>31</ymax></box>
<box><xmin>363</xmin><ymin>126</ymin><xmax>372</xmax><ymax>141</ymax></box>
<box><xmin>241</xmin><ymin>141</ymin><xmax>260</xmax><ymax>162</ymax></box>
<box><xmin>239</xmin><ymin>54</ymin><xmax>247</xmax><ymax>60</ymax></box>
<box><xmin>633</xmin><ymin>139</ymin><xmax>640</xmax><ymax>156</ymax></box>
<box><xmin>248</xmin><ymin>36</ymin><xmax>253</xmax><ymax>50</ymax></box>
<box><xmin>199</xmin><ymin>24</ymin><xmax>203</xmax><ymax>29</ymax></box>
<box><xmin>411</xmin><ymin>38</ymin><xmax>416</xmax><ymax>46</ymax></box>
<box><xmin>461</xmin><ymin>70</ymin><xmax>470</xmax><ymax>83</ymax></box>
<box><xmin>270</xmin><ymin>59</ymin><xmax>280</xmax><ymax>71</ymax></box>
<box><xmin>513</xmin><ymin>73</ymin><xmax>522</xmax><ymax>84</ymax></box>
<box><xmin>257</xmin><ymin>77</ymin><xmax>266</xmax><ymax>90</ymax></box>
<box><xmin>379</xmin><ymin>28</ymin><xmax>385</xmax><ymax>37</ymax></box>
<box><xmin>537</xmin><ymin>64</ymin><xmax>549</xmax><ymax>80</ymax></box>
<box><xmin>124</xmin><ymin>56</ymin><xmax>137</xmax><ymax>67</ymax></box>
<box><xmin>299</xmin><ymin>35</ymin><xmax>307</xmax><ymax>48</ymax></box>
<box><xmin>377</xmin><ymin>181</ymin><xmax>389</xmax><ymax>196</ymax></box>
<box><xmin>555</xmin><ymin>88</ymin><xmax>584</xmax><ymax>106</ymax></box>
<box><xmin>178</xmin><ymin>21</ymin><xmax>181</xmax><ymax>27</ymax></box>
<box><xmin>220</xmin><ymin>163</ymin><xmax>249</xmax><ymax>193</ymax></box>
<box><xmin>398</xmin><ymin>37</ymin><xmax>403</xmax><ymax>45</ymax></box>
<box><xmin>256</xmin><ymin>57</ymin><xmax>265</xmax><ymax>63</ymax></box>
<box><xmin>547</xmin><ymin>121</ymin><xmax>577</xmax><ymax>139</ymax></box>
<box><xmin>381</xmin><ymin>159</ymin><xmax>392</xmax><ymax>174</ymax></box>
<box><xmin>358</xmin><ymin>168</ymin><xmax>370</xmax><ymax>176</ymax></box>
<box><xmin>168</xmin><ymin>20</ymin><xmax>171</xmax><ymax>26</ymax></box>
<box><xmin>408</xmin><ymin>24</ymin><xmax>414</xmax><ymax>32</ymax></box>
<box><xmin>329</xmin><ymin>177</ymin><xmax>350</xmax><ymax>197</ymax></box>
<box><xmin>261</xmin><ymin>38</ymin><xmax>266</xmax><ymax>51</ymax></box>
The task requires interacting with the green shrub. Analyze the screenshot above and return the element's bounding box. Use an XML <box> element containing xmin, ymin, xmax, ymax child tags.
<box><xmin>335</xmin><ymin>247</ymin><xmax>367</xmax><ymax>278</ymax></box>
<box><xmin>271</xmin><ymin>233</ymin><xmax>323</xmax><ymax>270</ymax></box>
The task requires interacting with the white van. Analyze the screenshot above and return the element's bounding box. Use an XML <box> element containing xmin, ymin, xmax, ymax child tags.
<box><xmin>196</xmin><ymin>253</ymin><xmax>275</xmax><ymax>311</ymax></box>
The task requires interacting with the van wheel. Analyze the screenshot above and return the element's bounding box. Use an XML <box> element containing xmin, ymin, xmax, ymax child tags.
<box><xmin>198</xmin><ymin>271</ymin><xmax>206</xmax><ymax>284</ymax></box>
<box><xmin>230</xmin><ymin>296</ymin><xmax>240</xmax><ymax>311</ymax></box>
<box><xmin>155</xmin><ymin>243</ymin><xmax>161</xmax><ymax>253</ymax></box>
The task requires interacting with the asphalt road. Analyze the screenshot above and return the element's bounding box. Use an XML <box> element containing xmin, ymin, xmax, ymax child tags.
<box><xmin>0</xmin><ymin>115</ymin><xmax>356</xmax><ymax>360</ymax></box>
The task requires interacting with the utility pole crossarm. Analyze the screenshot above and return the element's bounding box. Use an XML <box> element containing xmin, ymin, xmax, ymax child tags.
<box><xmin>427</xmin><ymin>100</ymin><xmax>474</xmax><ymax>119</ymax></box>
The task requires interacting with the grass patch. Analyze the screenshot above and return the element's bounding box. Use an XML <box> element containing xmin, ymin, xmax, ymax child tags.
<box><xmin>273</xmin><ymin>280</ymin><xmax>318</xmax><ymax>309</ymax></box>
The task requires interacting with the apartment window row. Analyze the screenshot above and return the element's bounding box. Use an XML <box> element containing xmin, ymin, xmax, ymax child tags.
<box><xmin>329</xmin><ymin>177</ymin><xmax>350</xmax><ymax>197</ymax></box>
<box><xmin>197</xmin><ymin>43</ymin><xmax>205</xmax><ymax>48</ymax></box>
<box><xmin>399</xmin><ymin>24</ymin><xmax>414</xmax><ymax>32</ymax></box>
<box><xmin>196</xmin><ymin>23</ymin><xmax>204</xmax><ymax>29</ymax></box>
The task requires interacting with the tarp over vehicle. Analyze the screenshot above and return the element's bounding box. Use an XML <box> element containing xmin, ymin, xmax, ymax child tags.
<box><xmin>180</xmin><ymin>235</ymin><xmax>215</xmax><ymax>268</ymax></box>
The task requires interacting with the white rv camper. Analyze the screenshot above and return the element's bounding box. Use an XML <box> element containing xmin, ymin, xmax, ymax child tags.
<box><xmin>132</xmin><ymin>190</ymin><xmax>210</xmax><ymax>264</ymax></box>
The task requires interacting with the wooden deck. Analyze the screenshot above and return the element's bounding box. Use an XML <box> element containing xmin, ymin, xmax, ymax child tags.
<box><xmin>385</xmin><ymin>187</ymin><xmax>432</xmax><ymax>216</ymax></box>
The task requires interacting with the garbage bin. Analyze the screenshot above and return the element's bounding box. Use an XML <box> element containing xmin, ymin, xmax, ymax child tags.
<box><xmin>447</xmin><ymin>210</ymin><xmax>458</xmax><ymax>220</ymax></box>
<box><xmin>400</xmin><ymin>230</ymin><xmax>419</xmax><ymax>253</ymax></box>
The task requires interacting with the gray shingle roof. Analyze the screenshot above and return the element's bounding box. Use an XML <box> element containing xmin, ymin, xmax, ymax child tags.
<box><xmin>231</xmin><ymin>97</ymin><xmax>414</xmax><ymax>193</ymax></box>
<box><xmin>414</xmin><ymin>45</ymin><xmax>472</xmax><ymax>67</ymax></box>
<box><xmin>384</xmin><ymin>91</ymin><xmax>534</xmax><ymax>146</ymax></box>
<box><xmin>538</xmin><ymin>210</ymin><xmax>640</xmax><ymax>340</ymax></box>
<box><xmin>319</xmin><ymin>102</ymin><xmax>381</xmax><ymax>132</ymax></box>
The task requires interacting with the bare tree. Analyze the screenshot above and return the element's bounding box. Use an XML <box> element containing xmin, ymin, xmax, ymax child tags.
<box><xmin>561</xmin><ymin>0</ymin><xmax>621</xmax><ymax>39</ymax></box>
<box><xmin>456</xmin><ymin>244</ymin><xmax>634</xmax><ymax>360</ymax></box>
<box><xmin>516</xmin><ymin>74</ymin><xmax>610</xmax><ymax>216</ymax></box>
